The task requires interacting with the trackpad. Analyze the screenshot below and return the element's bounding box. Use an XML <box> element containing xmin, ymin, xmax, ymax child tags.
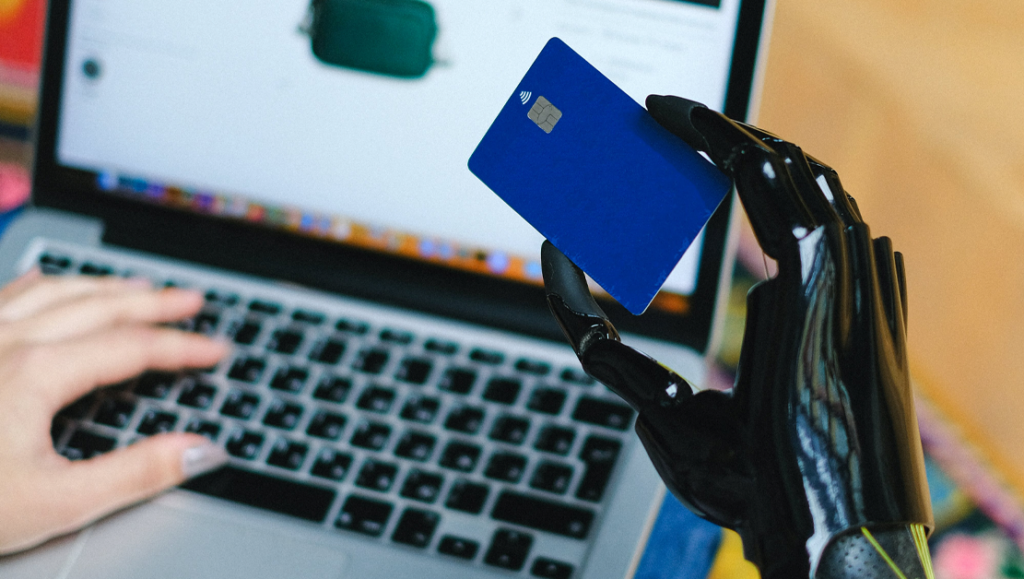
<box><xmin>66</xmin><ymin>501</ymin><xmax>348</xmax><ymax>579</ymax></box>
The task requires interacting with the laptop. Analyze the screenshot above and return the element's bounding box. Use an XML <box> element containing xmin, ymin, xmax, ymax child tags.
<box><xmin>0</xmin><ymin>0</ymin><xmax>772</xmax><ymax>578</ymax></box>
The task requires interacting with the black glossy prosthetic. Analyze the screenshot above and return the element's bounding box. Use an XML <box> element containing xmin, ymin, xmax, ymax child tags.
<box><xmin>542</xmin><ymin>96</ymin><xmax>934</xmax><ymax>579</ymax></box>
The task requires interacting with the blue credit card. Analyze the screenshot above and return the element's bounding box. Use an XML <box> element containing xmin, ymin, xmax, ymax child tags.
<box><xmin>468</xmin><ymin>38</ymin><xmax>730</xmax><ymax>315</ymax></box>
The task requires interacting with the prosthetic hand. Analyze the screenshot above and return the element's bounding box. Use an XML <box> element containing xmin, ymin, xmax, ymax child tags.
<box><xmin>542</xmin><ymin>96</ymin><xmax>934</xmax><ymax>579</ymax></box>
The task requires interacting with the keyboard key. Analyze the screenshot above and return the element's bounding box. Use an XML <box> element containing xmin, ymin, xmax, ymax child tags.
<box><xmin>50</xmin><ymin>419</ymin><xmax>67</xmax><ymax>446</ymax></box>
<box><xmin>184</xmin><ymin>418</ymin><xmax>222</xmax><ymax>441</ymax></box>
<box><xmin>492</xmin><ymin>491</ymin><xmax>595</xmax><ymax>539</ymax></box>
<box><xmin>221</xmin><ymin>390</ymin><xmax>260</xmax><ymax>420</ymax></box>
<box><xmin>227</xmin><ymin>356</ymin><xmax>266</xmax><ymax>384</ymax></box>
<box><xmin>440</xmin><ymin>441</ymin><xmax>481</xmax><ymax>472</ymax></box>
<box><xmin>62</xmin><ymin>429</ymin><xmax>115</xmax><ymax>460</ymax></box>
<box><xmin>560</xmin><ymin>368</ymin><xmax>595</xmax><ymax>386</ymax></box>
<box><xmin>263</xmin><ymin>399</ymin><xmax>303</xmax><ymax>430</ymax></box>
<box><xmin>231</xmin><ymin>319</ymin><xmax>262</xmax><ymax>346</ymax></box>
<box><xmin>309</xmin><ymin>338</ymin><xmax>346</xmax><ymax>365</ymax></box>
<box><xmin>580</xmin><ymin>435</ymin><xmax>623</xmax><ymax>465</ymax></box>
<box><xmin>484</xmin><ymin>529</ymin><xmax>533</xmax><ymax>571</ymax></box>
<box><xmin>353</xmin><ymin>347</ymin><xmax>389</xmax><ymax>374</ymax></box>
<box><xmin>266</xmin><ymin>438</ymin><xmax>309</xmax><ymax>471</ymax></box>
<box><xmin>530</xmin><ymin>461</ymin><xmax>574</xmax><ymax>494</ymax></box>
<box><xmin>395</xmin><ymin>431</ymin><xmax>437</xmax><ymax>462</ymax></box>
<box><xmin>225</xmin><ymin>429</ymin><xmax>265</xmax><ymax>460</ymax></box>
<box><xmin>351</xmin><ymin>421</ymin><xmax>391</xmax><ymax>451</ymax></box>
<box><xmin>137</xmin><ymin>409</ymin><xmax>178</xmax><ymax>435</ymax></box>
<box><xmin>335</xmin><ymin>318</ymin><xmax>369</xmax><ymax>335</ymax></box>
<box><xmin>380</xmin><ymin>328</ymin><xmax>414</xmax><ymax>345</ymax></box>
<box><xmin>400</xmin><ymin>395</ymin><xmax>440</xmax><ymax>423</ymax></box>
<box><xmin>531</xmin><ymin>558</ymin><xmax>575</xmax><ymax>579</ymax></box>
<box><xmin>424</xmin><ymin>339</ymin><xmax>458</xmax><ymax>355</ymax></box>
<box><xmin>79</xmin><ymin>262</ymin><xmax>113</xmax><ymax>276</ymax></box>
<box><xmin>357</xmin><ymin>386</ymin><xmax>396</xmax><ymax>414</ymax></box>
<box><xmin>248</xmin><ymin>299</ymin><xmax>282</xmax><ymax>315</ymax></box>
<box><xmin>482</xmin><ymin>377</ymin><xmax>521</xmax><ymax>405</ymax></box>
<box><xmin>190</xmin><ymin>310</ymin><xmax>221</xmax><ymax>335</ymax></box>
<box><xmin>534</xmin><ymin>425</ymin><xmax>576</xmax><ymax>455</ymax></box>
<box><xmin>57</xmin><ymin>393</ymin><xmax>98</xmax><ymax>420</ymax></box>
<box><xmin>311</xmin><ymin>449</ymin><xmax>353</xmax><ymax>481</ymax></box>
<box><xmin>444</xmin><ymin>480</ymin><xmax>489</xmax><ymax>514</ymax></box>
<box><xmin>39</xmin><ymin>253</ymin><xmax>72</xmax><ymax>273</ymax></box>
<box><xmin>267</xmin><ymin>328</ymin><xmax>304</xmax><ymax>355</ymax></box>
<box><xmin>306</xmin><ymin>410</ymin><xmax>346</xmax><ymax>440</ymax></box>
<box><xmin>336</xmin><ymin>495</ymin><xmax>393</xmax><ymax>537</ymax></box>
<box><xmin>489</xmin><ymin>415</ymin><xmax>530</xmax><ymax>445</ymax></box>
<box><xmin>572</xmin><ymin>397</ymin><xmax>635</xmax><ymax>430</ymax></box>
<box><xmin>438</xmin><ymin>367</ymin><xmax>476</xmax><ymax>395</ymax></box>
<box><xmin>470</xmin><ymin>348</ymin><xmax>505</xmax><ymax>365</ymax></box>
<box><xmin>484</xmin><ymin>452</ymin><xmax>527</xmax><ymax>483</ymax></box>
<box><xmin>438</xmin><ymin>535</ymin><xmax>479</xmax><ymax>560</ymax></box>
<box><xmin>401</xmin><ymin>470</ymin><xmax>444</xmax><ymax>503</ymax></box>
<box><xmin>444</xmin><ymin>406</ymin><xmax>485</xmax><ymax>434</ymax></box>
<box><xmin>93</xmin><ymin>398</ymin><xmax>136</xmax><ymax>429</ymax></box>
<box><xmin>204</xmin><ymin>290</ymin><xmax>239</xmax><ymax>307</ymax></box>
<box><xmin>177</xmin><ymin>379</ymin><xmax>217</xmax><ymax>410</ymax></box>
<box><xmin>312</xmin><ymin>375</ymin><xmax>352</xmax><ymax>404</ymax></box>
<box><xmin>182</xmin><ymin>466</ymin><xmax>335</xmax><ymax>523</ymax></box>
<box><xmin>355</xmin><ymin>459</ymin><xmax>399</xmax><ymax>492</ymax></box>
<box><xmin>577</xmin><ymin>436</ymin><xmax>622</xmax><ymax>502</ymax></box>
<box><xmin>135</xmin><ymin>372</ymin><xmax>176</xmax><ymax>399</ymax></box>
<box><xmin>292</xmin><ymin>309</ymin><xmax>325</xmax><ymax>325</ymax></box>
<box><xmin>514</xmin><ymin>358</ymin><xmax>551</xmax><ymax>376</ymax></box>
<box><xmin>269</xmin><ymin>365</ymin><xmax>309</xmax><ymax>393</ymax></box>
<box><xmin>392</xmin><ymin>508</ymin><xmax>440</xmax><ymax>548</ymax></box>
<box><xmin>527</xmin><ymin>388</ymin><xmax>567</xmax><ymax>415</ymax></box>
<box><xmin>395</xmin><ymin>357</ymin><xmax>432</xmax><ymax>385</ymax></box>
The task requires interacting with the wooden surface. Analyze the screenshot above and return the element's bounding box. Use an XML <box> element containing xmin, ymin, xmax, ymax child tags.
<box><xmin>754</xmin><ymin>0</ymin><xmax>1024</xmax><ymax>494</ymax></box>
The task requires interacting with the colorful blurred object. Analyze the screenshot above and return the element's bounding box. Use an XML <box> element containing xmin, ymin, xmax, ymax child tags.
<box><xmin>0</xmin><ymin>161</ymin><xmax>29</xmax><ymax>209</ymax></box>
<box><xmin>0</xmin><ymin>0</ymin><xmax>45</xmax><ymax>126</ymax></box>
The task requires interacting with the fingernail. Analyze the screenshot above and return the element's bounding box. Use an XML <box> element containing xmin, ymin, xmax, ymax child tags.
<box><xmin>181</xmin><ymin>443</ymin><xmax>229</xmax><ymax>478</ymax></box>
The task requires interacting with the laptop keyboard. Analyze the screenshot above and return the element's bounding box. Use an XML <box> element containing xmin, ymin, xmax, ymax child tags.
<box><xmin>39</xmin><ymin>246</ymin><xmax>636</xmax><ymax>578</ymax></box>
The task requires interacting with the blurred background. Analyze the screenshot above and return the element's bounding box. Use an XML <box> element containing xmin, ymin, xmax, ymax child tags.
<box><xmin>3</xmin><ymin>1</ymin><xmax>1023</xmax><ymax>577</ymax></box>
<box><xmin>714</xmin><ymin>1</ymin><xmax>1024</xmax><ymax>576</ymax></box>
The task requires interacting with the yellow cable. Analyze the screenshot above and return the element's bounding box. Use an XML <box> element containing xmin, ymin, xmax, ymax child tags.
<box><xmin>861</xmin><ymin>527</ymin><xmax>909</xmax><ymax>579</ymax></box>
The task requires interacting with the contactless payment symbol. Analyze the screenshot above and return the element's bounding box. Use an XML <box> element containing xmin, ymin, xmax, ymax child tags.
<box><xmin>528</xmin><ymin>96</ymin><xmax>562</xmax><ymax>133</ymax></box>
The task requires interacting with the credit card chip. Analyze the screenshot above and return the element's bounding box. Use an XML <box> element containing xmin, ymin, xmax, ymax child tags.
<box><xmin>528</xmin><ymin>96</ymin><xmax>562</xmax><ymax>133</ymax></box>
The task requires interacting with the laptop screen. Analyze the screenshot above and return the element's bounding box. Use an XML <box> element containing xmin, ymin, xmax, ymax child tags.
<box><xmin>50</xmin><ymin>0</ymin><xmax>747</xmax><ymax>317</ymax></box>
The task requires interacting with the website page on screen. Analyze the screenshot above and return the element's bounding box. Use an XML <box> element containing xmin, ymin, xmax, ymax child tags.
<box><xmin>56</xmin><ymin>0</ymin><xmax>741</xmax><ymax>298</ymax></box>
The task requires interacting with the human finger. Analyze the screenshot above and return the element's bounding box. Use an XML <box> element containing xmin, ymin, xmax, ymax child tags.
<box><xmin>16</xmin><ymin>326</ymin><xmax>229</xmax><ymax>413</ymax></box>
<box><xmin>0</xmin><ymin>274</ymin><xmax>152</xmax><ymax>322</ymax></box>
<box><xmin>644</xmin><ymin>95</ymin><xmax>817</xmax><ymax>258</ymax></box>
<box><xmin>5</xmin><ymin>287</ymin><xmax>205</xmax><ymax>344</ymax></box>
<box><xmin>22</xmin><ymin>434</ymin><xmax>228</xmax><ymax>553</ymax></box>
<box><xmin>0</xmin><ymin>267</ymin><xmax>42</xmax><ymax>304</ymax></box>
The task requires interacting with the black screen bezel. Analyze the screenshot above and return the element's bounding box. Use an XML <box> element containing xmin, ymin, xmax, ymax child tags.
<box><xmin>31</xmin><ymin>0</ymin><xmax>767</xmax><ymax>348</ymax></box>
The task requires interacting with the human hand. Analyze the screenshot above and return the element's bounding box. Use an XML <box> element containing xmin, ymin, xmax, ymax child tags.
<box><xmin>0</xmin><ymin>270</ymin><xmax>230</xmax><ymax>555</ymax></box>
<box><xmin>541</xmin><ymin>95</ymin><xmax>933</xmax><ymax>578</ymax></box>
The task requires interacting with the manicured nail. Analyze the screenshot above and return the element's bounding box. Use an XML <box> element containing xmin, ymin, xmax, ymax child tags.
<box><xmin>181</xmin><ymin>443</ymin><xmax>229</xmax><ymax>478</ymax></box>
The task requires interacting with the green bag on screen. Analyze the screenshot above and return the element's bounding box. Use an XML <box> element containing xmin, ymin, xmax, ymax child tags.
<box><xmin>308</xmin><ymin>0</ymin><xmax>437</xmax><ymax>79</ymax></box>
